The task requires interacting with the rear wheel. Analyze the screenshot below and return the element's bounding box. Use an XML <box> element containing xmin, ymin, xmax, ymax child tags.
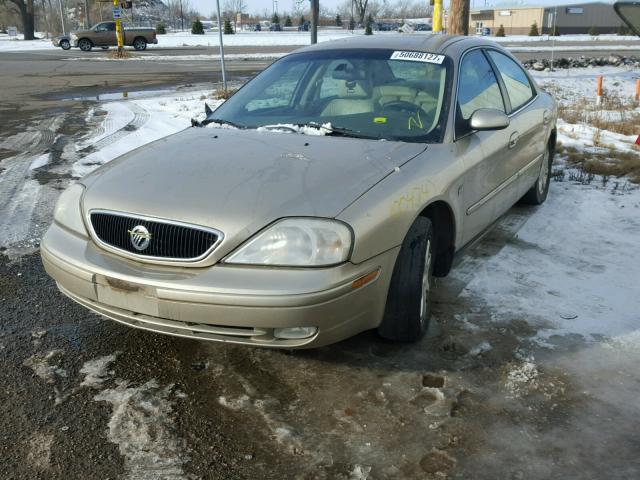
<box><xmin>133</xmin><ymin>37</ymin><xmax>147</xmax><ymax>51</ymax></box>
<box><xmin>520</xmin><ymin>144</ymin><xmax>553</xmax><ymax>205</ymax></box>
<box><xmin>378</xmin><ymin>217</ymin><xmax>434</xmax><ymax>342</ymax></box>
<box><xmin>60</xmin><ymin>39</ymin><xmax>70</xmax><ymax>50</ymax></box>
<box><xmin>78</xmin><ymin>38</ymin><xmax>93</xmax><ymax>52</ymax></box>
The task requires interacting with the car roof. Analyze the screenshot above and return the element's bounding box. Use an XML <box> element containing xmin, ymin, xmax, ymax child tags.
<box><xmin>292</xmin><ymin>34</ymin><xmax>505</xmax><ymax>58</ymax></box>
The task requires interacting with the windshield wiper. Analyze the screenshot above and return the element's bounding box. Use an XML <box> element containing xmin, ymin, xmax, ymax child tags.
<box><xmin>192</xmin><ymin>117</ymin><xmax>245</xmax><ymax>129</ymax></box>
<box><xmin>295</xmin><ymin>122</ymin><xmax>381</xmax><ymax>140</ymax></box>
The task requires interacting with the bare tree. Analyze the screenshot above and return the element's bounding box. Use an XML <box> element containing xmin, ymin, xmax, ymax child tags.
<box><xmin>223</xmin><ymin>0</ymin><xmax>247</xmax><ymax>28</ymax></box>
<box><xmin>448</xmin><ymin>0</ymin><xmax>469</xmax><ymax>35</ymax></box>
<box><xmin>2</xmin><ymin>0</ymin><xmax>35</xmax><ymax>39</ymax></box>
<box><xmin>353</xmin><ymin>0</ymin><xmax>369</xmax><ymax>24</ymax></box>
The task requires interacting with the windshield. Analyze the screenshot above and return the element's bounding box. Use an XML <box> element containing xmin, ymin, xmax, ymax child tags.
<box><xmin>209</xmin><ymin>49</ymin><xmax>452</xmax><ymax>142</ymax></box>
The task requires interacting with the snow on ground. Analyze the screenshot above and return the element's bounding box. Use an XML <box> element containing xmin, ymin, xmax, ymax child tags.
<box><xmin>67</xmin><ymin>53</ymin><xmax>287</xmax><ymax>62</ymax></box>
<box><xmin>72</xmin><ymin>90</ymin><xmax>223</xmax><ymax>178</ymax></box>
<box><xmin>453</xmin><ymin>66</ymin><xmax>640</xmax><ymax>347</ymax></box>
<box><xmin>1</xmin><ymin>30</ymin><xmax>638</xmax><ymax>52</ymax></box>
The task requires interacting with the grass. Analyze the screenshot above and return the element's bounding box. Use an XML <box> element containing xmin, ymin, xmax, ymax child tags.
<box><xmin>557</xmin><ymin>144</ymin><xmax>640</xmax><ymax>184</ymax></box>
<box><xmin>213</xmin><ymin>88</ymin><xmax>238</xmax><ymax>100</ymax></box>
<box><xmin>558</xmin><ymin>94</ymin><xmax>640</xmax><ymax>137</ymax></box>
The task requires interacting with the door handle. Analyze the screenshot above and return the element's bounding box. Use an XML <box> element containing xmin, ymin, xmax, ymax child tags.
<box><xmin>509</xmin><ymin>132</ymin><xmax>520</xmax><ymax>149</ymax></box>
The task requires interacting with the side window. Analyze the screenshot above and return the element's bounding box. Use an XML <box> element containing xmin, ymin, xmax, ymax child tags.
<box><xmin>95</xmin><ymin>23</ymin><xmax>107</xmax><ymax>32</ymax></box>
<box><xmin>487</xmin><ymin>50</ymin><xmax>534</xmax><ymax>111</ymax></box>
<box><xmin>107</xmin><ymin>23</ymin><xmax>116</xmax><ymax>31</ymax></box>
<box><xmin>245</xmin><ymin>62</ymin><xmax>308</xmax><ymax>111</ymax></box>
<box><xmin>457</xmin><ymin>50</ymin><xmax>505</xmax><ymax>121</ymax></box>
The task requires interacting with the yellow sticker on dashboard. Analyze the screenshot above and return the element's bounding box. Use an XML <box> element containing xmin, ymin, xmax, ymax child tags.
<box><xmin>374</xmin><ymin>117</ymin><xmax>387</xmax><ymax>123</ymax></box>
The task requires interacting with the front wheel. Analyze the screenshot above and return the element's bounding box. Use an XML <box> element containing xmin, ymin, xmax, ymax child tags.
<box><xmin>60</xmin><ymin>39</ymin><xmax>70</xmax><ymax>50</ymax></box>
<box><xmin>101</xmin><ymin>46</ymin><xmax>109</xmax><ymax>50</ymax></box>
<box><xmin>78</xmin><ymin>38</ymin><xmax>93</xmax><ymax>52</ymax></box>
<box><xmin>520</xmin><ymin>144</ymin><xmax>553</xmax><ymax>205</ymax></box>
<box><xmin>133</xmin><ymin>38</ymin><xmax>147</xmax><ymax>51</ymax></box>
<box><xmin>378</xmin><ymin>217</ymin><xmax>435</xmax><ymax>342</ymax></box>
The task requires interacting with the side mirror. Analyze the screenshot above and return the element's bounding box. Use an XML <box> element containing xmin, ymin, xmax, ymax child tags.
<box><xmin>469</xmin><ymin>108</ymin><xmax>510</xmax><ymax>131</ymax></box>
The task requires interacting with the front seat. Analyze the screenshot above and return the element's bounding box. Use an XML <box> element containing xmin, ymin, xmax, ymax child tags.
<box><xmin>321</xmin><ymin>75</ymin><xmax>374</xmax><ymax>116</ymax></box>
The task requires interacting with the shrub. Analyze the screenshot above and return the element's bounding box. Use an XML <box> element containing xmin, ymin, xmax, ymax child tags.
<box><xmin>495</xmin><ymin>24</ymin><xmax>505</xmax><ymax>37</ymax></box>
<box><xmin>617</xmin><ymin>23</ymin><xmax>629</xmax><ymax>35</ymax></box>
<box><xmin>588</xmin><ymin>26</ymin><xmax>599</xmax><ymax>36</ymax></box>
<box><xmin>156</xmin><ymin>22</ymin><xmax>166</xmax><ymax>34</ymax></box>
<box><xmin>336</xmin><ymin>14</ymin><xmax>342</xmax><ymax>27</ymax></box>
<box><xmin>528</xmin><ymin>21</ymin><xmax>539</xmax><ymax>36</ymax></box>
<box><xmin>191</xmin><ymin>19</ymin><xmax>204</xmax><ymax>35</ymax></box>
<box><xmin>284</xmin><ymin>16</ymin><xmax>292</xmax><ymax>27</ymax></box>
<box><xmin>223</xmin><ymin>18</ymin><xmax>234</xmax><ymax>34</ymax></box>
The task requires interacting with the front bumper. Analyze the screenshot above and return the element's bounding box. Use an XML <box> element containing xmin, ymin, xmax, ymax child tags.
<box><xmin>41</xmin><ymin>221</ymin><xmax>398</xmax><ymax>348</ymax></box>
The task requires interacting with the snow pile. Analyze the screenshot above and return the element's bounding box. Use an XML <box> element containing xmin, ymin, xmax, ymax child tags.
<box><xmin>256</xmin><ymin>122</ymin><xmax>333</xmax><ymax>136</ymax></box>
<box><xmin>94</xmin><ymin>380</ymin><xmax>188</xmax><ymax>480</ymax></box>
<box><xmin>79</xmin><ymin>352</ymin><xmax>120</xmax><ymax>388</ymax></box>
<box><xmin>23</xmin><ymin>350</ymin><xmax>67</xmax><ymax>383</ymax></box>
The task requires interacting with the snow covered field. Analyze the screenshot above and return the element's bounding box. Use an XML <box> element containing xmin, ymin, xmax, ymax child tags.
<box><xmin>1</xmin><ymin>30</ymin><xmax>638</xmax><ymax>52</ymax></box>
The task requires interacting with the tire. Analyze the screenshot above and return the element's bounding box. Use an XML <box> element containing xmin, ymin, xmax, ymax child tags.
<box><xmin>378</xmin><ymin>216</ymin><xmax>435</xmax><ymax>342</ymax></box>
<box><xmin>520</xmin><ymin>142</ymin><xmax>553</xmax><ymax>205</ymax></box>
<box><xmin>101</xmin><ymin>46</ymin><xmax>109</xmax><ymax>50</ymax></box>
<box><xmin>60</xmin><ymin>39</ymin><xmax>70</xmax><ymax>50</ymax></box>
<box><xmin>78</xmin><ymin>38</ymin><xmax>93</xmax><ymax>52</ymax></box>
<box><xmin>133</xmin><ymin>37</ymin><xmax>147</xmax><ymax>51</ymax></box>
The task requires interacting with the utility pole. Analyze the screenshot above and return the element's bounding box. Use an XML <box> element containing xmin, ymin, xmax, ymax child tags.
<box><xmin>310</xmin><ymin>0</ymin><xmax>318</xmax><ymax>43</ymax></box>
<box><xmin>448</xmin><ymin>0</ymin><xmax>470</xmax><ymax>35</ymax></box>
<box><xmin>215</xmin><ymin>0</ymin><xmax>227</xmax><ymax>90</ymax></box>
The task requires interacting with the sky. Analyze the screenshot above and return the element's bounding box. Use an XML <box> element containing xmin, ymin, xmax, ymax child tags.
<box><xmin>188</xmin><ymin>0</ymin><xmax>612</xmax><ymax>17</ymax></box>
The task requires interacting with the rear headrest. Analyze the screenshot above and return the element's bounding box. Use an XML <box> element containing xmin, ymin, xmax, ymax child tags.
<box><xmin>331</xmin><ymin>63</ymin><xmax>366</xmax><ymax>81</ymax></box>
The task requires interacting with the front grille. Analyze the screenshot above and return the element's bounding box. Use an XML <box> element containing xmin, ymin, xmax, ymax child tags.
<box><xmin>90</xmin><ymin>211</ymin><xmax>221</xmax><ymax>261</ymax></box>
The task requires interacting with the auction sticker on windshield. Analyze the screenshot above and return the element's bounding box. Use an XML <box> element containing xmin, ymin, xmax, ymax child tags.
<box><xmin>390</xmin><ymin>51</ymin><xmax>445</xmax><ymax>64</ymax></box>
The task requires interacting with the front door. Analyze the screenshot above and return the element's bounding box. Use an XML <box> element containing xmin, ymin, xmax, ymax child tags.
<box><xmin>455</xmin><ymin>49</ymin><xmax>519</xmax><ymax>245</ymax></box>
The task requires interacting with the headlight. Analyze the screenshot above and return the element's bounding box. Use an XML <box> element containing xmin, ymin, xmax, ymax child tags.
<box><xmin>53</xmin><ymin>183</ymin><xmax>87</xmax><ymax>236</ymax></box>
<box><xmin>225</xmin><ymin>218</ymin><xmax>352</xmax><ymax>267</ymax></box>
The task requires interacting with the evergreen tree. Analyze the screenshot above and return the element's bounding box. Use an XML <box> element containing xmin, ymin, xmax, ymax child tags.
<box><xmin>299</xmin><ymin>15</ymin><xmax>305</xmax><ymax>26</ymax></box>
<box><xmin>285</xmin><ymin>15</ymin><xmax>292</xmax><ymax>26</ymax></box>
<box><xmin>365</xmin><ymin>13</ymin><xmax>373</xmax><ymax>35</ymax></box>
<box><xmin>588</xmin><ymin>26</ymin><xmax>599</xmax><ymax>36</ymax></box>
<box><xmin>156</xmin><ymin>22</ymin><xmax>167</xmax><ymax>34</ymax></box>
<box><xmin>495</xmin><ymin>24</ymin><xmax>505</xmax><ymax>37</ymax></box>
<box><xmin>528</xmin><ymin>21</ymin><xmax>539</xmax><ymax>36</ymax></box>
<box><xmin>336</xmin><ymin>14</ymin><xmax>342</xmax><ymax>27</ymax></box>
<box><xmin>223</xmin><ymin>18</ymin><xmax>234</xmax><ymax>34</ymax></box>
<box><xmin>272</xmin><ymin>13</ymin><xmax>280</xmax><ymax>25</ymax></box>
<box><xmin>191</xmin><ymin>19</ymin><xmax>204</xmax><ymax>35</ymax></box>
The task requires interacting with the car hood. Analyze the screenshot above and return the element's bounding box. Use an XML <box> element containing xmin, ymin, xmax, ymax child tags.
<box><xmin>81</xmin><ymin>127</ymin><xmax>426</xmax><ymax>262</ymax></box>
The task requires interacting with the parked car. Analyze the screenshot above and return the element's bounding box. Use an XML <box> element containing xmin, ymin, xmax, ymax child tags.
<box><xmin>69</xmin><ymin>21</ymin><xmax>157</xmax><ymax>51</ymax></box>
<box><xmin>253</xmin><ymin>23</ymin><xmax>262</xmax><ymax>31</ymax></box>
<box><xmin>298</xmin><ymin>22</ymin><xmax>310</xmax><ymax>31</ymax></box>
<box><xmin>51</xmin><ymin>35</ymin><xmax>71</xmax><ymax>50</ymax></box>
<box><xmin>269</xmin><ymin>23</ymin><xmax>282</xmax><ymax>31</ymax></box>
<box><xmin>41</xmin><ymin>35</ymin><xmax>557</xmax><ymax>349</ymax></box>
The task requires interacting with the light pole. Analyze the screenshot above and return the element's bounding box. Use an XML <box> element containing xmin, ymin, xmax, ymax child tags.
<box><xmin>215</xmin><ymin>0</ymin><xmax>227</xmax><ymax>90</ymax></box>
<box><xmin>84</xmin><ymin>0</ymin><xmax>91</xmax><ymax>28</ymax></box>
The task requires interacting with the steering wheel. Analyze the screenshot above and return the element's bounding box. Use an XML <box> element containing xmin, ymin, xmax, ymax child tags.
<box><xmin>381</xmin><ymin>100</ymin><xmax>422</xmax><ymax>115</ymax></box>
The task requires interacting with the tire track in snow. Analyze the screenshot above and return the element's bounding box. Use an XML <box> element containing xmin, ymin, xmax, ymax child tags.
<box><xmin>79</xmin><ymin>102</ymin><xmax>149</xmax><ymax>153</ymax></box>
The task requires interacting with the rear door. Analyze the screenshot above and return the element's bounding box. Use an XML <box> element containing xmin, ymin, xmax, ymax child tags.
<box><xmin>455</xmin><ymin>48</ymin><xmax>518</xmax><ymax>244</ymax></box>
<box><xmin>485</xmin><ymin>49</ymin><xmax>546</xmax><ymax>203</ymax></box>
